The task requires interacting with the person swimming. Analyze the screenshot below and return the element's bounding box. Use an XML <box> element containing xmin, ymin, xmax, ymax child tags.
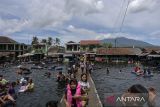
<box><xmin>106</xmin><ymin>68</ymin><xmax>110</xmax><ymax>74</ymax></box>
<box><xmin>147</xmin><ymin>69</ymin><xmax>151</xmax><ymax>75</ymax></box>
<box><xmin>18</xmin><ymin>82</ymin><xmax>27</xmax><ymax>93</ymax></box>
<box><xmin>143</xmin><ymin>68</ymin><xmax>147</xmax><ymax>75</ymax></box>
<box><xmin>26</xmin><ymin>79</ymin><xmax>34</xmax><ymax>92</ymax></box>
<box><xmin>0</xmin><ymin>75</ymin><xmax>8</xmax><ymax>86</ymax></box>
<box><xmin>44</xmin><ymin>72</ymin><xmax>51</xmax><ymax>78</ymax></box>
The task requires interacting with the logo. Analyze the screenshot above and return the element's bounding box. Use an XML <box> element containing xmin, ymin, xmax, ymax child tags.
<box><xmin>116</xmin><ymin>96</ymin><xmax>146</xmax><ymax>102</ymax></box>
<box><xmin>104</xmin><ymin>93</ymin><xmax>148</xmax><ymax>107</ymax></box>
<box><xmin>106</xmin><ymin>95</ymin><xmax>115</xmax><ymax>105</ymax></box>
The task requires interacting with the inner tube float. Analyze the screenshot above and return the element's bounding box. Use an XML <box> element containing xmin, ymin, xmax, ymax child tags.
<box><xmin>55</xmin><ymin>67</ymin><xmax>63</xmax><ymax>71</ymax></box>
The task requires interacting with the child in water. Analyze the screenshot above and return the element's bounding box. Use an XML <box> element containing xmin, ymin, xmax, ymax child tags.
<box><xmin>26</xmin><ymin>79</ymin><xmax>34</xmax><ymax>92</ymax></box>
<box><xmin>18</xmin><ymin>82</ymin><xmax>26</xmax><ymax>93</ymax></box>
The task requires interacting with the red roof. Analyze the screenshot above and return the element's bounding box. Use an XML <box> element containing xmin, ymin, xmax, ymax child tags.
<box><xmin>80</xmin><ymin>40</ymin><xmax>100</xmax><ymax>46</ymax></box>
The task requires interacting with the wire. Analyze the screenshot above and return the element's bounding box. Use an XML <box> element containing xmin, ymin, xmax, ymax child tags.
<box><xmin>111</xmin><ymin>0</ymin><xmax>126</xmax><ymax>34</ymax></box>
<box><xmin>119</xmin><ymin>0</ymin><xmax>130</xmax><ymax>33</ymax></box>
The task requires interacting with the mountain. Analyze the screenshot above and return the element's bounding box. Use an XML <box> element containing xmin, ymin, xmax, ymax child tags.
<box><xmin>101</xmin><ymin>37</ymin><xmax>155</xmax><ymax>47</ymax></box>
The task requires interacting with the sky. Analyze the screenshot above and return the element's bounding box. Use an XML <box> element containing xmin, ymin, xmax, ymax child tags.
<box><xmin>0</xmin><ymin>0</ymin><xmax>160</xmax><ymax>45</ymax></box>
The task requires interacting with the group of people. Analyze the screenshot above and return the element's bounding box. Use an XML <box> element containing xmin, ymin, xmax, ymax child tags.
<box><xmin>0</xmin><ymin>75</ymin><xmax>34</xmax><ymax>107</ymax></box>
<box><xmin>18</xmin><ymin>77</ymin><xmax>34</xmax><ymax>93</ymax></box>
<box><xmin>0</xmin><ymin>75</ymin><xmax>16</xmax><ymax>106</ymax></box>
<box><xmin>59</xmin><ymin>60</ymin><xmax>91</xmax><ymax>107</ymax></box>
<box><xmin>80</xmin><ymin>61</ymin><xmax>93</xmax><ymax>74</ymax></box>
<box><xmin>134</xmin><ymin>66</ymin><xmax>152</xmax><ymax>75</ymax></box>
<box><xmin>64</xmin><ymin>74</ymin><xmax>90</xmax><ymax>107</ymax></box>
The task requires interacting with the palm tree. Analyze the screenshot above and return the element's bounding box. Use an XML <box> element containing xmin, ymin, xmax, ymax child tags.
<box><xmin>41</xmin><ymin>39</ymin><xmax>47</xmax><ymax>44</ymax></box>
<box><xmin>31</xmin><ymin>36</ymin><xmax>39</xmax><ymax>45</ymax></box>
<box><xmin>47</xmin><ymin>37</ymin><xmax>53</xmax><ymax>46</ymax></box>
<box><xmin>55</xmin><ymin>38</ymin><xmax>60</xmax><ymax>46</ymax></box>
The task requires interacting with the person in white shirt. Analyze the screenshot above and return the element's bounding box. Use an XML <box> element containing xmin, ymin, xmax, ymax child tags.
<box><xmin>79</xmin><ymin>73</ymin><xmax>90</xmax><ymax>107</ymax></box>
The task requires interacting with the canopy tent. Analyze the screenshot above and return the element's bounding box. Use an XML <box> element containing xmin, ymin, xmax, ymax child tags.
<box><xmin>17</xmin><ymin>55</ymin><xmax>22</xmax><ymax>58</ymax></box>
<box><xmin>18</xmin><ymin>53</ymin><xmax>34</xmax><ymax>57</ymax></box>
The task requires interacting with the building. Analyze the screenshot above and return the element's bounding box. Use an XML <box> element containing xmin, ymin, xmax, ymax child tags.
<box><xmin>80</xmin><ymin>40</ymin><xmax>100</xmax><ymax>53</ymax></box>
<box><xmin>47</xmin><ymin>46</ymin><xmax>65</xmax><ymax>62</ymax></box>
<box><xmin>0</xmin><ymin>36</ymin><xmax>28</xmax><ymax>62</ymax></box>
<box><xmin>31</xmin><ymin>43</ymin><xmax>49</xmax><ymax>61</ymax></box>
<box><xmin>96</xmin><ymin>48</ymin><xmax>142</xmax><ymax>62</ymax></box>
<box><xmin>65</xmin><ymin>41</ymin><xmax>80</xmax><ymax>53</ymax></box>
<box><xmin>139</xmin><ymin>47</ymin><xmax>160</xmax><ymax>66</ymax></box>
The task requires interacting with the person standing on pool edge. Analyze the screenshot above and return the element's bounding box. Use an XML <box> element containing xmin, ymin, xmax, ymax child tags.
<box><xmin>79</xmin><ymin>73</ymin><xmax>90</xmax><ymax>107</ymax></box>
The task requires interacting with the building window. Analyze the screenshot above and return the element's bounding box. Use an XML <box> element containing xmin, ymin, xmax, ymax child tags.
<box><xmin>0</xmin><ymin>44</ymin><xmax>6</xmax><ymax>50</ymax></box>
<box><xmin>21</xmin><ymin>45</ymin><xmax>23</xmax><ymax>50</ymax></box>
<box><xmin>8</xmin><ymin>44</ymin><xmax>14</xmax><ymax>50</ymax></box>
<box><xmin>67</xmin><ymin>45</ymin><xmax>72</xmax><ymax>51</ymax></box>
<box><xmin>15</xmin><ymin>45</ymin><xmax>19</xmax><ymax>50</ymax></box>
<box><xmin>73</xmin><ymin>45</ymin><xmax>77</xmax><ymax>51</ymax></box>
<box><xmin>24</xmin><ymin>46</ymin><xmax>27</xmax><ymax>49</ymax></box>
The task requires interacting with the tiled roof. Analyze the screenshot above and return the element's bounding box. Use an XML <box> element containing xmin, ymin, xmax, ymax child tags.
<box><xmin>80</xmin><ymin>40</ymin><xmax>100</xmax><ymax>45</ymax></box>
<box><xmin>0</xmin><ymin>36</ymin><xmax>18</xmax><ymax>44</ymax></box>
<box><xmin>97</xmin><ymin>48</ymin><xmax>142</xmax><ymax>55</ymax></box>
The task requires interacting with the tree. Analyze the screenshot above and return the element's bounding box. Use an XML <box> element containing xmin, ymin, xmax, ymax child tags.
<box><xmin>102</xmin><ymin>43</ymin><xmax>108</xmax><ymax>49</ymax></box>
<box><xmin>31</xmin><ymin>36</ymin><xmax>39</xmax><ymax>45</ymax></box>
<box><xmin>55</xmin><ymin>38</ymin><xmax>60</xmax><ymax>46</ymax></box>
<box><xmin>47</xmin><ymin>37</ymin><xmax>53</xmax><ymax>46</ymax></box>
<box><xmin>41</xmin><ymin>39</ymin><xmax>47</xmax><ymax>44</ymax></box>
<box><xmin>108</xmin><ymin>43</ymin><xmax>112</xmax><ymax>48</ymax></box>
<box><xmin>102</xmin><ymin>42</ymin><xmax>112</xmax><ymax>48</ymax></box>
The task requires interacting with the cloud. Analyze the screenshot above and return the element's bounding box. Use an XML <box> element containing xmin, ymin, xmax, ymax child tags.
<box><xmin>65</xmin><ymin>0</ymin><xmax>104</xmax><ymax>15</ymax></box>
<box><xmin>0</xmin><ymin>0</ymin><xmax>104</xmax><ymax>35</ymax></box>
<box><xmin>0</xmin><ymin>18</ymin><xmax>28</xmax><ymax>35</ymax></box>
<box><xmin>128</xmin><ymin>0</ymin><xmax>158</xmax><ymax>13</ymax></box>
<box><xmin>0</xmin><ymin>0</ymin><xmax>160</xmax><ymax>46</ymax></box>
<box><xmin>149</xmin><ymin>30</ymin><xmax>160</xmax><ymax>39</ymax></box>
<box><xmin>95</xmin><ymin>32</ymin><xmax>145</xmax><ymax>40</ymax></box>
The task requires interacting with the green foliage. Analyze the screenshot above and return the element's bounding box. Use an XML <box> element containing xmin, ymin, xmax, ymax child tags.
<box><xmin>41</xmin><ymin>39</ymin><xmax>47</xmax><ymax>44</ymax></box>
<box><xmin>102</xmin><ymin>42</ymin><xmax>112</xmax><ymax>48</ymax></box>
<box><xmin>55</xmin><ymin>38</ymin><xmax>60</xmax><ymax>46</ymax></box>
<box><xmin>47</xmin><ymin>37</ymin><xmax>53</xmax><ymax>46</ymax></box>
<box><xmin>31</xmin><ymin>36</ymin><xmax>39</xmax><ymax>45</ymax></box>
